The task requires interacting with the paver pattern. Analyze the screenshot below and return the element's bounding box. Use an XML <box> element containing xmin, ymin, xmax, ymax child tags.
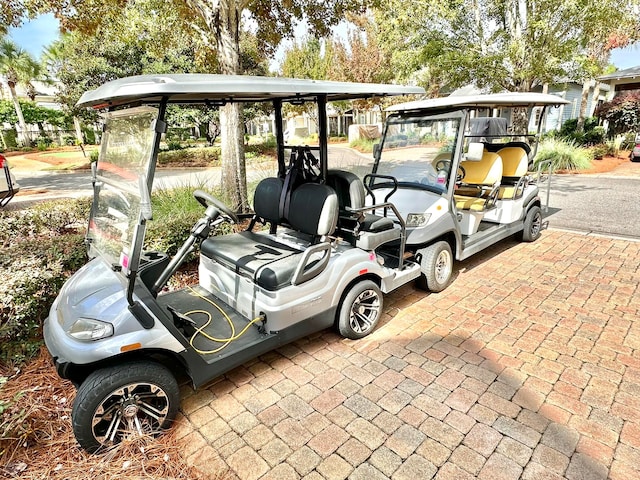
<box><xmin>174</xmin><ymin>230</ymin><xmax>640</xmax><ymax>479</ymax></box>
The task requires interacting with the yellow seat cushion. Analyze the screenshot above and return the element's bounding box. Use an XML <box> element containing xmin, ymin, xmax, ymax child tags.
<box><xmin>498</xmin><ymin>186</ymin><xmax>516</xmax><ymax>199</ymax></box>
<box><xmin>455</xmin><ymin>195</ymin><xmax>490</xmax><ymax>212</ymax></box>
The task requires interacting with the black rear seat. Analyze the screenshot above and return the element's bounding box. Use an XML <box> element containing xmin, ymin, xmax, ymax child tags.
<box><xmin>326</xmin><ymin>170</ymin><xmax>400</xmax><ymax>250</ymax></box>
<box><xmin>200</xmin><ymin>179</ymin><xmax>338</xmax><ymax>291</ymax></box>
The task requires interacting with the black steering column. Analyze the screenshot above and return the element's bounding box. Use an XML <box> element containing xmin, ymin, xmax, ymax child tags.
<box><xmin>151</xmin><ymin>190</ymin><xmax>237</xmax><ymax>295</ymax></box>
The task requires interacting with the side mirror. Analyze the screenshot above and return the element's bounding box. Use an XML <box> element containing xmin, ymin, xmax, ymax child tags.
<box><xmin>373</xmin><ymin>143</ymin><xmax>381</xmax><ymax>159</ymax></box>
<box><xmin>465</xmin><ymin>142</ymin><xmax>484</xmax><ymax>161</ymax></box>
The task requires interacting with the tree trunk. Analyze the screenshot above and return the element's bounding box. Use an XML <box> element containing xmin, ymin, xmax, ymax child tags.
<box><xmin>511</xmin><ymin>83</ymin><xmax>530</xmax><ymax>135</ymax></box>
<box><xmin>73</xmin><ymin>116</ymin><xmax>84</xmax><ymax>144</ymax></box>
<box><xmin>214</xmin><ymin>2</ymin><xmax>248</xmax><ymax>212</ymax></box>
<box><xmin>576</xmin><ymin>80</ymin><xmax>591</xmax><ymax>133</ymax></box>
<box><xmin>7</xmin><ymin>83</ymin><xmax>30</xmax><ymax>146</ymax></box>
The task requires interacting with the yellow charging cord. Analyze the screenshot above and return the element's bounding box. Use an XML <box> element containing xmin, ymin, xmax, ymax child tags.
<box><xmin>185</xmin><ymin>286</ymin><xmax>264</xmax><ymax>355</ymax></box>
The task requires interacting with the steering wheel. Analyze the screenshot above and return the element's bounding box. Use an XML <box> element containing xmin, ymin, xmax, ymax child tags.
<box><xmin>435</xmin><ymin>159</ymin><xmax>451</xmax><ymax>172</ymax></box>
<box><xmin>456</xmin><ymin>165</ymin><xmax>466</xmax><ymax>183</ymax></box>
<box><xmin>193</xmin><ymin>189</ymin><xmax>239</xmax><ymax>224</ymax></box>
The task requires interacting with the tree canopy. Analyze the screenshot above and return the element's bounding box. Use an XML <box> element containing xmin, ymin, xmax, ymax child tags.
<box><xmin>376</xmin><ymin>0</ymin><xmax>640</xmax><ymax>95</ymax></box>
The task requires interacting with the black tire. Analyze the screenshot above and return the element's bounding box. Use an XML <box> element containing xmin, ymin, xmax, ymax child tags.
<box><xmin>520</xmin><ymin>205</ymin><xmax>542</xmax><ymax>242</ymax></box>
<box><xmin>416</xmin><ymin>241</ymin><xmax>453</xmax><ymax>293</ymax></box>
<box><xmin>337</xmin><ymin>280</ymin><xmax>383</xmax><ymax>340</ymax></box>
<box><xmin>72</xmin><ymin>361</ymin><xmax>179</xmax><ymax>453</ymax></box>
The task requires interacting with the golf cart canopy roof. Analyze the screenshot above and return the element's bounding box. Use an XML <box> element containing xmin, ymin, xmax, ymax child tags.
<box><xmin>77</xmin><ymin>74</ymin><xmax>425</xmax><ymax>109</ymax></box>
<box><xmin>387</xmin><ymin>92</ymin><xmax>570</xmax><ymax>113</ymax></box>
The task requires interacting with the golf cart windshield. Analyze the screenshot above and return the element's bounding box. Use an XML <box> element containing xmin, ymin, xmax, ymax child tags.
<box><xmin>87</xmin><ymin>106</ymin><xmax>157</xmax><ymax>270</ymax></box>
<box><xmin>376</xmin><ymin>113</ymin><xmax>463</xmax><ymax>193</ymax></box>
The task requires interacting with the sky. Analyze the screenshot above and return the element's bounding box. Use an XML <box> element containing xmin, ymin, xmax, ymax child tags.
<box><xmin>7</xmin><ymin>13</ymin><xmax>640</xmax><ymax>71</ymax></box>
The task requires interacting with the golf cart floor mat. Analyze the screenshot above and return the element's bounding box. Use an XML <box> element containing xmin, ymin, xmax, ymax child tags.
<box><xmin>157</xmin><ymin>286</ymin><xmax>267</xmax><ymax>361</ymax></box>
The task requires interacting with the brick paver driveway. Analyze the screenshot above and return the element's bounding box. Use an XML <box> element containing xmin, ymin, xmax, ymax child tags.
<box><xmin>174</xmin><ymin>230</ymin><xmax>640</xmax><ymax>480</ymax></box>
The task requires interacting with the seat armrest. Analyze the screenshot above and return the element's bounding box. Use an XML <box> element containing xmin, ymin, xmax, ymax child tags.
<box><xmin>291</xmin><ymin>242</ymin><xmax>332</xmax><ymax>286</ymax></box>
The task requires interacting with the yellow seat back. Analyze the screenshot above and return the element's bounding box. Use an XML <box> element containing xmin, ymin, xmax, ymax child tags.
<box><xmin>460</xmin><ymin>152</ymin><xmax>503</xmax><ymax>185</ymax></box>
<box><xmin>497</xmin><ymin>147</ymin><xmax>528</xmax><ymax>177</ymax></box>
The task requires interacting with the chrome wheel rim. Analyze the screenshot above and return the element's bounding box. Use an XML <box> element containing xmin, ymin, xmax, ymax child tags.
<box><xmin>435</xmin><ymin>249</ymin><xmax>452</xmax><ymax>284</ymax></box>
<box><xmin>349</xmin><ymin>289</ymin><xmax>381</xmax><ymax>334</ymax></box>
<box><xmin>91</xmin><ymin>382</ymin><xmax>170</xmax><ymax>446</ymax></box>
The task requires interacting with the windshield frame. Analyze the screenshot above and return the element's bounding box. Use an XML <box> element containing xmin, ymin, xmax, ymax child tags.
<box><xmin>87</xmin><ymin>103</ymin><xmax>166</xmax><ymax>286</ymax></box>
<box><xmin>372</xmin><ymin>109</ymin><xmax>466</xmax><ymax>196</ymax></box>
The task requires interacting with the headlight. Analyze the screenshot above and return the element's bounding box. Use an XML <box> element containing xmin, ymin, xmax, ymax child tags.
<box><xmin>67</xmin><ymin>318</ymin><xmax>114</xmax><ymax>341</ymax></box>
<box><xmin>406</xmin><ymin>213</ymin><xmax>431</xmax><ymax>227</ymax></box>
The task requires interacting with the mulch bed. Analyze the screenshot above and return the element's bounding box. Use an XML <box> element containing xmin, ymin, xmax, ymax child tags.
<box><xmin>0</xmin><ymin>349</ymin><xmax>210</xmax><ymax>480</ymax></box>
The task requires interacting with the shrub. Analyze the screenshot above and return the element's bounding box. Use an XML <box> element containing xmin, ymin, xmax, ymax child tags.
<box><xmin>534</xmin><ymin>138</ymin><xmax>594</xmax><ymax>172</ymax></box>
<box><xmin>157</xmin><ymin>146</ymin><xmax>220</xmax><ymax>167</ymax></box>
<box><xmin>591</xmin><ymin>143</ymin><xmax>609</xmax><ymax>160</ymax></box>
<box><xmin>166</xmin><ymin>140</ymin><xmax>184</xmax><ymax>151</ymax></box>
<box><xmin>1</xmin><ymin>129</ymin><xmax>18</xmax><ymax>148</ymax></box>
<box><xmin>0</xmin><ymin>198</ymin><xmax>90</xmax><ymax>364</ymax></box>
<box><xmin>246</xmin><ymin>135</ymin><xmax>277</xmax><ymax>157</ymax></box>
<box><xmin>349</xmin><ymin>138</ymin><xmax>376</xmax><ymax>153</ymax></box>
<box><xmin>620</xmin><ymin>131</ymin><xmax>637</xmax><ymax>150</ymax></box>
<box><xmin>557</xmin><ymin>117</ymin><xmax>604</xmax><ymax>145</ymax></box>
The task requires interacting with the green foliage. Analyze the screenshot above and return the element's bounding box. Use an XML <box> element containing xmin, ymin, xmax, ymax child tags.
<box><xmin>557</xmin><ymin>117</ymin><xmax>604</xmax><ymax>145</ymax></box>
<box><xmin>0</xmin><ymin>198</ymin><xmax>90</xmax><ymax>364</ymax></box>
<box><xmin>376</xmin><ymin>0</ymin><xmax>640</xmax><ymax>96</ymax></box>
<box><xmin>1</xmin><ymin>128</ymin><xmax>17</xmax><ymax>148</ymax></box>
<box><xmin>157</xmin><ymin>146</ymin><xmax>221</xmax><ymax>167</ymax></box>
<box><xmin>0</xmin><ymin>100</ymin><xmax>66</xmax><ymax>127</ymax></box>
<box><xmin>146</xmin><ymin>185</ymin><xmax>233</xmax><ymax>259</ymax></box>
<box><xmin>349</xmin><ymin>138</ymin><xmax>376</xmax><ymax>153</ymax></box>
<box><xmin>594</xmin><ymin>91</ymin><xmax>640</xmax><ymax>136</ymax></box>
<box><xmin>620</xmin><ymin>132</ymin><xmax>638</xmax><ymax>150</ymax></box>
<box><xmin>534</xmin><ymin>138</ymin><xmax>594</xmax><ymax>172</ymax></box>
<box><xmin>590</xmin><ymin>143</ymin><xmax>609</xmax><ymax>159</ymax></box>
<box><xmin>44</xmin><ymin>1</ymin><xmax>208</xmax><ymax>117</ymax></box>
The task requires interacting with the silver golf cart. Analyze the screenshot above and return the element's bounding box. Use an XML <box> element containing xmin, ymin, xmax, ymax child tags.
<box><xmin>43</xmin><ymin>74</ymin><xmax>424</xmax><ymax>452</ymax></box>
<box><xmin>0</xmin><ymin>153</ymin><xmax>20</xmax><ymax>207</ymax></box>
<box><xmin>363</xmin><ymin>93</ymin><xmax>569</xmax><ymax>292</ymax></box>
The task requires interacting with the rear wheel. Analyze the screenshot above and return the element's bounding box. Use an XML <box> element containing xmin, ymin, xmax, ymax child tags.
<box><xmin>416</xmin><ymin>241</ymin><xmax>453</xmax><ymax>292</ymax></box>
<box><xmin>520</xmin><ymin>205</ymin><xmax>542</xmax><ymax>242</ymax></box>
<box><xmin>337</xmin><ymin>280</ymin><xmax>383</xmax><ymax>340</ymax></box>
<box><xmin>72</xmin><ymin>361</ymin><xmax>179</xmax><ymax>453</ymax></box>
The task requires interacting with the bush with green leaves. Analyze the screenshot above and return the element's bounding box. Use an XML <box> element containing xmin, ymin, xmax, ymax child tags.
<box><xmin>157</xmin><ymin>146</ymin><xmax>221</xmax><ymax>167</ymax></box>
<box><xmin>534</xmin><ymin>138</ymin><xmax>594</xmax><ymax>172</ymax></box>
<box><xmin>146</xmin><ymin>184</ymin><xmax>233</xmax><ymax>258</ymax></box>
<box><xmin>0</xmin><ymin>183</ymin><xmax>242</xmax><ymax>365</ymax></box>
<box><xmin>557</xmin><ymin>117</ymin><xmax>605</xmax><ymax>145</ymax></box>
<box><xmin>0</xmin><ymin>198</ymin><xmax>90</xmax><ymax>364</ymax></box>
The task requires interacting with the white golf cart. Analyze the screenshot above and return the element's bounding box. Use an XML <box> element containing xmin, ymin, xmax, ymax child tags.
<box><xmin>364</xmin><ymin>93</ymin><xmax>569</xmax><ymax>291</ymax></box>
<box><xmin>43</xmin><ymin>74</ymin><xmax>424</xmax><ymax>452</ymax></box>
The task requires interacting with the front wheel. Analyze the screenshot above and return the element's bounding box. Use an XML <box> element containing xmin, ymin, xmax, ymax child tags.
<box><xmin>520</xmin><ymin>205</ymin><xmax>542</xmax><ymax>242</ymax></box>
<box><xmin>416</xmin><ymin>241</ymin><xmax>454</xmax><ymax>292</ymax></box>
<box><xmin>337</xmin><ymin>280</ymin><xmax>383</xmax><ymax>340</ymax></box>
<box><xmin>72</xmin><ymin>361</ymin><xmax>180</xmax><ymax>453</ymax></box>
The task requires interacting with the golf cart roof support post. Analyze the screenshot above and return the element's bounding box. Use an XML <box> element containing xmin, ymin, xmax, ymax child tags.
<box><xmin>274</xmin><ymin>98</ymin><xmax>286</xmax><ymax>177</ymax></box>
<box><xmin>125</xmin><ymin>98</ymin><xmax>168</xmax><ymax>311</ymax></box>
<box><xmin>317</xmin><ymin>94</ymin><xmax>328</xmax><ymax>180</ymax></box>
<box><xmin>531</xmin><ymin>105</ymin><xmax>547</xmax><ymax>160</ymax></box>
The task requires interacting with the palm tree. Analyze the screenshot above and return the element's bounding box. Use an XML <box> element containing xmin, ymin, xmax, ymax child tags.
<box><xmin>0</xmin><ymin>38</ymin><xmax>40</xmax><ymax>145</ymax></box>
